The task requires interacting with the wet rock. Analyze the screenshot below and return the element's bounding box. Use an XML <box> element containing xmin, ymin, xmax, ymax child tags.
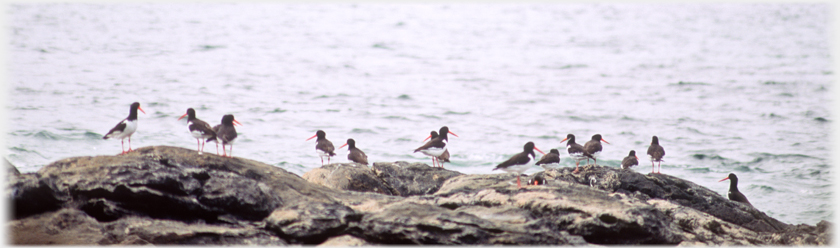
<box><xmin>372</xmin><ymin>161</ymin><xmax>463</xmax><ymax>196</ymax></box>
<box><xmin>265</xmin><ymin>201</ymin><xmax>361</xmax><ymax>244</ymax></box>
<box><xmin>6</xmin><ymin>146</ymin><xmax>832</xmax><ymax>245</ymax></box>
<box><xmin>540</xmin><ymin>164</ymin><xmax>789</xmax><ymax>232</ymax></box>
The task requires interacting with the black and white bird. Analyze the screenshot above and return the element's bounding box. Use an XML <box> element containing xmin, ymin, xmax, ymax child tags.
<box><xmin>414</xmin><ymin>126</ymin><xmax>458</xmax><ymax>168</ymax></box>
<box><xmin>103</xmin><ymin>102</ymin><xmax>145</xmax><ymax>154</ymax></box>
<box><xmin>583</xmin><ymin>134</ymin><xmax>610</xmax><ymax>166</ymax></box>
<box><xmin>647</xmin><ymin>136</ymin><xmax>665</xmax><ymax>174</ymax></box>
<box><xmin>719</xmin><ymin>173</ymin><xmax>752</xmax><ymax>207</ymax></box>
<box><xmin>339</xmin><ymin>138</ymin><xmax>368</xmax><ymax>165</ymax></box>
<box><xmin>306</xmin><ymin>130</ymin><xmax>336</xmax><ymax>165</ymax></box>
<box><xmin>621</xmin><ymin>150</ymin><xmax>639</xmax><ymax>170</ymax></box>
<box><xmin>423</xmin><ymin>130</ymin><xmax>451</xmax><ymax>168</ymax></box>
<box><xmin>178</xmin><ymin>108</ymin><xmax>216</xmax><ymax>154</ymax></box>
<box><xmin>560</xmin><ymin>134</ymin><xmax>592</xmax><ymax>174</ymax></box>
<box><xmin>492</xmin><ymin>141</ymin><xmax>545</xmax><ymax>188</ymax></box>
<box><xmin>207</xmin><ymin>114</ymin><xmax>241</xmax><ymax>157</ymax></box>
<box><xmin>535</xmin><ymin>148</ymin><xmax>561</xmax><ymax>171</ymax></box>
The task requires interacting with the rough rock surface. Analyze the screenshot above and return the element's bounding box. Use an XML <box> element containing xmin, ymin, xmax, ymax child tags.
<box><xmin>7</xmin><ymin>146</ymin><xmax>832</xmax><ymax>245</ymax></box>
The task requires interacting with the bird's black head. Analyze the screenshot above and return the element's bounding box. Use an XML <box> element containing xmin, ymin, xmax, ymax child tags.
<box><xmin>430</xmin><ymin>131</ymin><xmax>439</xmax><ymax>139</ymax></box>
<box><xmin>346</xmin><ymin>138</ymin><xmax>356</xmax><ymax>148</ymax></box>
<box><xmin>523</xmin><ymin>141</ymin><xmax>535</xmax><ymax>151</ymax></box>
<box><xmin>628</xmin><ymin>150</ymin><xmax>636</xmax><ymax>156</ymax></box>
<box><xmin>186</xmin><ymin>108</ymin><xmax>196</xmax><ymax>117</ymax></box>
<box><xmin>549</xmin><ymin>149</ymin><xmax>560</xmax><ymax>155</ymax></box>
<box><xmin>591</xmin><ymin>134</ymin><xmax>602</xmax><ymax>141</ymax></box>
<box><xmin>316</xmin><ymin>130</ymin><xmax>327</xmax><ymax>138</ymax></box>
<box><xmin>221</xmin><ymin>114</ymin><xmax>235</xmax><ymax>125</ymax></box>
<box><xmin>728</xmin><ymin>173</ymin><xmax>738</xmax><ymax>182</ymax></box>
<box><xmin>651</xmin><ymin>136</ymin><xmax>659</xmax><ymax>144</ymax></box>
<box><xmin>561</xmin><ymin>134</ymin><xmax>576</xmax><ymax>143</ymax></box>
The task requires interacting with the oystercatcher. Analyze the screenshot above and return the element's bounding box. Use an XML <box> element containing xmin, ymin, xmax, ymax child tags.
<box><xmin>560</xmin><ymin>134</ymin><xmax>592</xmax><ymax>174</ymax></box>
<box><xmin>306</xmin><ymin>130</ymin><xmax>336</xmax><ymax>165</ymax></box>
<box><xmin>583</xmin><ymin>134</ymin><xmax>610</xmax><ymax>166</ymax></box>
<box><xmin>621</xmin><ymin>150</ymin><xmax>639</xmax><ymax>169</ymax></box>
<box><xmin>492</xmin><ymin>141</ymin><xmax>545</xmax><ymax>188</ymax></box>
<box><xmin>177</xmin><ymin>108</ymin><xmax>216</xmax><ymax>154</ymax></box>
<box><xmin>415</xmin><ymin>126</ymin><xmax>458</xmax><ymax>168</ymax></box>
<box><xmin>339</xmin><ymin>138</ymin><xmax>368</xmax><ymax>165</ymax></box>
<box><xmin>528</xmin><ymin>173</ymin><xmax>547</xmax><ymax>186</ymax></box>
<box><xmin>647</xmin><ymin>136</ymin><xmax>665</xmax><ymax>173</ymax></box>
<box><xmin>103</xmin><ymin>102</ymin><xmax>145</xmax><ymax>154</ymax></box>
<box><xmin>207</xmin><ymin>114</ymin><xmax>241</xmax><ymax>157</ymax></box>
<box><xmin>719</xmin><ymin>173</ymin><xmax>752</xmax><ymax>206</ymax></box>
<box><xmin>535</xmin><ymin>148</ymin><xmax>561</xmax><ymax>171</ymax></box>
<box><xmin>422</xmin><ymin>130</ymin><xmax>451</xmax><ymax>168</ymax></box>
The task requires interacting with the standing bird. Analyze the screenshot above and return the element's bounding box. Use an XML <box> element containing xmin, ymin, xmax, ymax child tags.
<box><xmin>177</xmin><ymin>108</ymin><xmax>216</xmax><ymax>154</ymax></box>
<box><xmin>306</xmin><ymin>130</ymin><xmax>336</xmax><ymax>165</ymax></box>
<box><xmin>339</xmin><ymin>138</ymin><xmax>368</xmax><ymax>165</ymax></box>
<box><xmin>647</xmin><ymin>136</ymin><xmax>665</xmax><ymax>174</ymax></box>
<box><xmin>560</xmin><ymin>134</ymin><xmax>592</xmax><ymax>174</ymax></box>
<box><xmin>621</xmin><ymin>150</ymin><xmax>639</xmax><ymax>170</ymax></box>
<box><xmin>492</xmin><ymin>141</ymin><xmax>545</xmax><ymax>188</ymax></box>
<box><xmin>535</xmin><ymin>148</ymin><xmax>561</xmax><ymax>171</ymax></box>
<box><xmin>583</xmin><ymin>134</ymin><xmax>610</xmax><ymax>166</ymax></box>
<box><xmin>719</xmin><ymin>173</ymin><xmax>752</xmax><ymax>207</ymax></box>
<box><xmin>208</xmin><ymin>114</ymin><xmax>241</xmax><ymax>157</ymax></box>
<box><xmin>422</xmin><ymin>131</ymin><xmax>451</xmax><ymax>168</ymax></box>
<box><xmin>103</xmin><ymin>102</ymin><xmax>146</xmax><ymax>154</ymax></box>
<box><xmin>415</xmin><ymin>126</ymin><xmax>458</xmax><ymax>168</ymax></box>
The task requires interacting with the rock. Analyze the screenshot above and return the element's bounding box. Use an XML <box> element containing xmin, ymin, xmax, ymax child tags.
<box><xmin>6</xmin><ymin>146</ymin><xmax>832</xmax><ymax>245</ymax></box>
<box><xmin>302</xmin><ymin>163</ymin><xmax>396</xmax><ymax>195</ymax></box>
<box><xmin>318</xmin><ymin>234</ymin><xmax>370</xmax><ymax>246</ymax></box>
<box><xmin>10</xmin><ymin>208</ymin><xmax>106</xmax><ymax>245</ymax></box>
<box><xmin>265</xmin><ymin>201</ymin><xmax>361</xmax><ymax>244</ymax></box>
<box><xmin>372</xmin><ymin>161</ymin><xmax>463</xmax><ymax>196</ymax></box>
<box><xmin>540</xmin><ymin>164</ymin><xmax>789</xmax><ymax>232</ymax></box>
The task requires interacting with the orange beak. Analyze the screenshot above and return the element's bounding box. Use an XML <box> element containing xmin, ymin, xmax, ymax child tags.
<box><xmin>306</xmin><ymin>134</ymin><xmax>318</xmax><ymax>141</ymax></box>
<box><xmin>718</xmin><ymin>177</ymin><xmax>730</xmax><ymax>182</ymax></box>
<box><xmin>138</xmin><ymin>107</ymin><xmax>146</xmax><ymax>114</ymax></box>
<box><xmin>177</xmin><ymin>113</ymin><xmax>188</xmax><ymax>121</ymax></box>
<box><xmin>534</xmin><ymin>147</ymin><xmax>546</xmax><ymax>155</ymax></box>
<box><xmin>339</xmin><ymin>143</ymin><xmax>348</xmax><ymax>149</ymax></box>
<box><xmin>601</xmin><ymin>138</ymin><xmax>610</xmax><ymax>145</ymax></box>
<box><xmin>422</xmin><ymin>135</ymin><xmax>432</xmax><ymax>142</ymax></box>
<box><xmin>448</xmin><ymin>131</ymin><xmax>459</xmax><ymax>137</ymax></box>
<box><xmin>560</xmin><ymin>137</ymin><xmax>568</xmax><ymax>143</ymax></box>
<box><xmin>233</xmin><ymin>119</ymin><xmax>243</xmax><ymax>126</ymax></box>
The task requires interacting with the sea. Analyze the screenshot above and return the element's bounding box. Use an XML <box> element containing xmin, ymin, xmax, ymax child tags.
<box><xmin>5</xmin><ymin>3</ymin><xmax>832</xmax><ymax>226</ymax></box>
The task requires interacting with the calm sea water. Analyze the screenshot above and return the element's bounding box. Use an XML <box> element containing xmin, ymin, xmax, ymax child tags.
<box><xmin>5</xmin><ymin>3</ymin><xmax>831</xmax><ymax>225</ymax></box>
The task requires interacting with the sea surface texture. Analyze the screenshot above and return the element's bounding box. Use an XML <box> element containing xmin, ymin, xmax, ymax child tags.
<box><xmin>6</xmin><ymin>4</ymin><xmax>831</xmax><ymax>225</ymax></box>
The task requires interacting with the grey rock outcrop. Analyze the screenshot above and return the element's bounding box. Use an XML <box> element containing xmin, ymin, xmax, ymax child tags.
<box><xmin>7</xmin><ymin>146</ymin><xmax>831</xmax><ymax>245</ymax></box>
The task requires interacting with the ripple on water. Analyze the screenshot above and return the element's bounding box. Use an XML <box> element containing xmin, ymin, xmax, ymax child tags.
<box><xmin>32</xmin><ymin>130</ymin><xmax>62</xmax><ymax>140</ymax></box>
<box><xmin>351</xmin><ymin>128</ymin><xmax>377</xmax><ymax>134</ymax></box>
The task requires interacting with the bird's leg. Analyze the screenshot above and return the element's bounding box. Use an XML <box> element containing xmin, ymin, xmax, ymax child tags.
<box><xmin>573</xmin><ymin>161</ymin><xmax>580</xmax><ymax>174</ymax></box>
<box><xmin>196</xmin><ymin>139</ymin><xmax>201</xmax><ymax>153</ymax></box>
<box><xmin>657</xmin><ymin>161</ymin><xmax>661</xmax><ymax>174</ymax></box>
<box><xmin>215</xmin><ymin>143</ymin><xmax>220</xmax><ymax>155</ymax></box>
<box><xmin>222</xmin><ymin>144</ymin><xmax>227</xmax><ymax>157</ymax></box>
<box><xmin>127</xmin><ymin>136</ymin><xmax>133</xmax><ymax>152</ymax></box>
<box><xmin>229</xmin><ymin>144</ymin><xmax>233</xmax><ymax>157</ymax></box>
<box><xmin>516</xmin><ymin>175</ymin><xmax>522</xmax><ymax>188</ymax></box>
<box><xmin>651</xmin><ymin>161</ymin><xmax>655</xmax><ymax>173</ymax></box>
<box><xmin>120</xmin><ymin>139</ymin><xmax>126</xmax><ymax>154</ymax></box>
<box><xmin>320</xmin><ymin>157</ymin><xmax>324</xmax><ymax>165</ymax></box>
